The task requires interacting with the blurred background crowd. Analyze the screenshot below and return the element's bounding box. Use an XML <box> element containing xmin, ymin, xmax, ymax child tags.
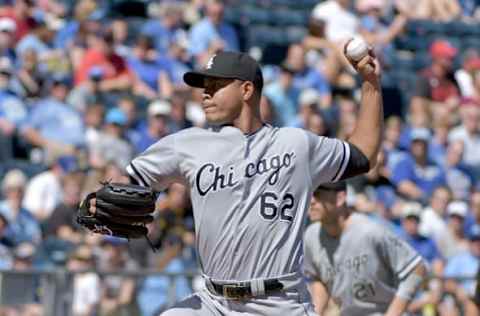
<box><xmin>0</xmin><ymin>0</ymin><xmax>480</xmax><ymax>315</ymax></box>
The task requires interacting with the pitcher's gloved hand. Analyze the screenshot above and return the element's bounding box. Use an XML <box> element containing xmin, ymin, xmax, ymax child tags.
<box><xmin>77</xmin><ymin>182</ymin><xmax>156</xmax><ymax>239</ymax></box>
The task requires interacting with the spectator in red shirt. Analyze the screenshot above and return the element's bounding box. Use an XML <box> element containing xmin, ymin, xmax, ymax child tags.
<box><xmin>0</xmin><ymin>0</ymin><xmax>34</xmax><ymax>42</ymax></box>
<box><xmin>74</xmin><ymin>30</ymin><xmax>131</xmax><ymax>92</ymax></box>
<box><xmin>410</xmin><ymin>39</ymin><xmax>460</xmax><ymax>124</ymax></box>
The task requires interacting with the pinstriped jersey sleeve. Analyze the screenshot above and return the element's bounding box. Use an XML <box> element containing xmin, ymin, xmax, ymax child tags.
<box><xmin>306</xmin><ymin>131</ymin><xmax>350</xmax><ymax>189</ymax></box>
<box><xmin>376</xmin><ymin>227</ymin><xmax>423</xmax><ymax>280</ymax></box>
<box><xmin>126</xmin><ymin>134</ymin><xmax>183</xmax><ymax>191</ymax></box>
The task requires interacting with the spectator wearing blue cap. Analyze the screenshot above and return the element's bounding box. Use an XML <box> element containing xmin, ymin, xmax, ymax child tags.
<box><xmin>88</xmin><ymin>107</ymin><xmax>133</xmax><ymax>169</ymax></box>
<box><xmin>141</xmin><ymin>2</ymin><xmax>185</xmax><ymax>55</ymax></box>
<box><xmin>127</xmin><ymin>35</ymin><xmax>173</xmax><ymax>100</ymax></box>
<box><xmin>116</xmin><ymin>96</ymin><xmax>142</xmax><ymax>148</ymax></box>
<box><xmin>188</xmin><ymin>0</ymin><xmax>239</xmax><ymax>62</ymax></box>
<box><xmin>392</xmin><ymin>128</ymin><xmax>446</xmax><ymax>202</ymax></box>
<box><xmin>23</xmin><ymin>155</ymin><xmax>79</xmax><ymax>222</ymax></box>
<box><xmin>0</xmin><ymin>169</ymin><xmax>40</xmax><ymax>246</ymax></box>
<box><xmin>67</xmin><ymin>66</ymin><xmax>107</xmax><ymax>113</ymax></box>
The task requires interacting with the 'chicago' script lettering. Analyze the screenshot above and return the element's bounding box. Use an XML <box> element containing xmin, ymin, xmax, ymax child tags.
<box><xmin>195</xmin><ymin>152</ymin><xmax>295</xmax><ymax>196</ymax></box>
<box><xmin>245</xmin><ymin>152</ymin><xmax>294</xmax><ymax>185</ymax></box>
<box><xmin>196</xmin><ymin>164</ymin><xmax>238</xmax><ymax>196</ymax></box>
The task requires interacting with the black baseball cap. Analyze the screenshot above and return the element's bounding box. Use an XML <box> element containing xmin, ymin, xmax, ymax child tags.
<box><xmin>183</xmin><ymin>51</ymin><xmax>263</xmax><ymax>91</ymax></box>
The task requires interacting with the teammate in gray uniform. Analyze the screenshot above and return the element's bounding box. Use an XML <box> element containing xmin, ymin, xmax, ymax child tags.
<box><xmin>304</xmin><ymin>181</ymin><xmax>427</xmax><ymax>316</ymax></box>
<box><xmin>88</xmin><ymin>45</ymin><xmax>383</xmax><ymax>315</ymax></box>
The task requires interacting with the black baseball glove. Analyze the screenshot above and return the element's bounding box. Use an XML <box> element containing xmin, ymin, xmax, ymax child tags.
<box><xmin>77</xmin><ymin>182</ymin><xmax>157</xmax><ymax>239</ymax></box>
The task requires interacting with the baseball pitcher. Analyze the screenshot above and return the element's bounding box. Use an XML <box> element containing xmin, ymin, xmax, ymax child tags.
<box><xmin>304</xmin><ymin>181</ymin><xmax>427</xmax><ymax>316</ymax></box>
<box><xmin>77</xmin><ymin>45</ymin><xmax>383</xmax><ymax>315</ymax></box>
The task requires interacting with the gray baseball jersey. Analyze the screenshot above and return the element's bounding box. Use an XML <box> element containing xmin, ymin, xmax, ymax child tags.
<box><xmin>303</xmin><ymin>213</ymin><xmax>422</xmax><ymax>316</ymax></box>
<box><xmin>126</xmin><ymin>124</ymin><xmax>350</xmax><ymax>281</ymax></box>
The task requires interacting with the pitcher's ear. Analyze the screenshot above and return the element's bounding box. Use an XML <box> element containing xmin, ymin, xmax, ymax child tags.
<box><xmin>242</xmin><ymin>81</ymin><xmax>255</xmax><ymax>101</ymax></box>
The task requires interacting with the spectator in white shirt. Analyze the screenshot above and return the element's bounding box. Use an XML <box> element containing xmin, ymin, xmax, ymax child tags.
<box><xmin>311</xmin><ymin>0</ymin><xmax>359</xmax><ymax>43</ymax></box>
<box><xmin>22</xmin><ymin>155</ymin><xmax>79</xmax><ymax>222</ymax></box>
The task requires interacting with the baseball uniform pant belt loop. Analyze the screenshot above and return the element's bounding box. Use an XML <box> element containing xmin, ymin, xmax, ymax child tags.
<box><xmin>205</xmin><ymin>278</ymin><xmax>284</xmax><ymax>299</ymax></box>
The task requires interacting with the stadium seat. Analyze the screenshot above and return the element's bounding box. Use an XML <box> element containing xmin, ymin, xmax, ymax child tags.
<box><xmin>272</xmin><ymin>10</ymin><xmax>308</xmax><ymax>26</ymax></box>
<box><xmin>247</xmin><ymin>25</ymin><xmax>285</xmax><ymax>47</ymax></box>
<box><xmin>413</xmin><ymin>53</ymin><xmax>431</xmax><ymax>71</ymax></box>
<box><xmin>224</xmin><ymin>8</ymin><xmax>243</xmax><ymax>24</ymax></box>
<box><xmin>241</xmin><ymin>7</ymin><xmax>271</xmax><ymax>25</ymax></box>
<box><xmin>0</xmin><ymin>159</ymin><xmax>46</xmax><ymax>180</ymax></box>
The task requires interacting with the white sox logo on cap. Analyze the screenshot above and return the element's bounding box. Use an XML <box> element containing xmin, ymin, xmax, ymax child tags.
<box><xmin>206</xmin><ymin>54</ymin><xmax>216</xmax><ymax>69</ymax></box>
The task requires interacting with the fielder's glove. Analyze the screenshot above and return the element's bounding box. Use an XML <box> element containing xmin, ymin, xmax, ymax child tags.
<box><xmin>77</xmin><ymin>182</ymin><xmax>156</xmax><ymax>239</ymax></box>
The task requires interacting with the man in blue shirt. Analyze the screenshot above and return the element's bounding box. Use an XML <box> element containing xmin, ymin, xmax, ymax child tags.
<box><xmin>127</xmin><ymin>35</ymin><xmax>173</xmax><ymax>99</ymax></box>
<box><xmin>0</xmin><ymin>58</ymin><xmax>27</xmax><ymax>159</ymax></box>
<box><xmin>189</xmin><ymin>0</ymin><xmax>239</xmax><ymax>59</ymax></box>
<box><xmin>399</xmin><ymin>202</ymin><xmax>442</xmax><ymax>264</ymax></box>
<box><xmin>21</xmin><ymin>75</ymin><xmax>85</xmax><ymax>157</ymax></box>
<box><xmin>141</xmin><ymin>2</ymin><xmax>185</xmax><ymax>55</ymax></box>
<box><xmin>134</xmin><ymin>100</ymin><xmax>171</xmax><ymax>153</ymax></box>
<box><xmin>284</xmin><ymin>44</ymin><xmax>331</xmax><ymax>108</ymax></box>
<box><xmin>16</xmin><ymin>16</ymin><xmax>55</xmax><ymax>62</ymax></box>
<box><xmin>444</xmin><ymin>225</ymin><xmax>480</xmax><ymax>296</ymax></box>
<box><xmin>0</xmin><ymin>169</ymin><xmax>41</xmax><ymax>246</ymax></box>
<box><xmin>392</xmin><ymin>128</ymin><xmax>446</xmax><ymax>203</ymax></box>
<box><xmin>263</xmin><ymin>63</ymin><xmax>300</xmax><ymax>126</ymax></box>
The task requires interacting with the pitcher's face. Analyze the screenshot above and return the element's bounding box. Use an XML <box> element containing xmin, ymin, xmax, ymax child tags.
<box><xmin>202</xmin><ymin>78</ymin><xmax>244</xmax><ymax>125</ymax></box>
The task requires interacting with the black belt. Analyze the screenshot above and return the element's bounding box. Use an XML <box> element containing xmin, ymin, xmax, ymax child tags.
<box><xmin>209</xmin><ymin>278</ymin><xmax>284</xmax><ymax>299</ymax></box>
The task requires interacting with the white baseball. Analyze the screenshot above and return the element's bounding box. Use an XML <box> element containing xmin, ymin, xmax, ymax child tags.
<box><xmin>345</xmin><ymin>36</ymin><xmax>369</xmax><ymax>61</ymax></box>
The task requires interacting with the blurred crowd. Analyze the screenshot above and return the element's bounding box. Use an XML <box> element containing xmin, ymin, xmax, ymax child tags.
<box><xmin>0</xmin><ymin>0</ymin><xmax>479</xmax><ymax>315</ymax></box>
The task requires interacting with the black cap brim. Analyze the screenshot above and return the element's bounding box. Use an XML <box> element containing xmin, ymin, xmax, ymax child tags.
<box><xmin>183</xmin><ymin>71</ymin><xmax>235</xmax><ymax>88</ymax></box>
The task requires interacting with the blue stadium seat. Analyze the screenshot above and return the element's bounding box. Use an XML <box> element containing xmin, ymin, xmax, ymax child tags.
<box><xmin>413</xmin><ymin>53</ymin><xmax>431</xmax><ymax>71</ymax></box>
<box><xmin>394</xmin><ymin>36</ymin><xmax>430</xmax><ymax>51</ymax></box>
<box><xmin>272</xmin><ymin>10</ymin><xmax>308</xmax><ymax>26</ymax></box>
<box><xmin>0</xmin><ymin>159</ymin><xmax>46</xmax><ymax>180</ymax></box>
<box><xmin>241</xmin><ymin>7</ymin><xmax>271</xmax><ymax>25</ymax></box>
<box><xmin>247</xmin><ymin>26</ymin><xmax>285</xmax><ymax>47</ymax></box>
<box><xmin>462</xmin><ymin>36</ymin><xmax>480</xmax><ymax>51</ymax></box>
<box><xmin>406</xmin><ymin>20</ymin><xmax>446</xmax><ymax>36</ymax></box>
<box><xmin>224</xmin><ymin>8</ymin><xmax>243</xmax><ymax>24</ymax></box>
